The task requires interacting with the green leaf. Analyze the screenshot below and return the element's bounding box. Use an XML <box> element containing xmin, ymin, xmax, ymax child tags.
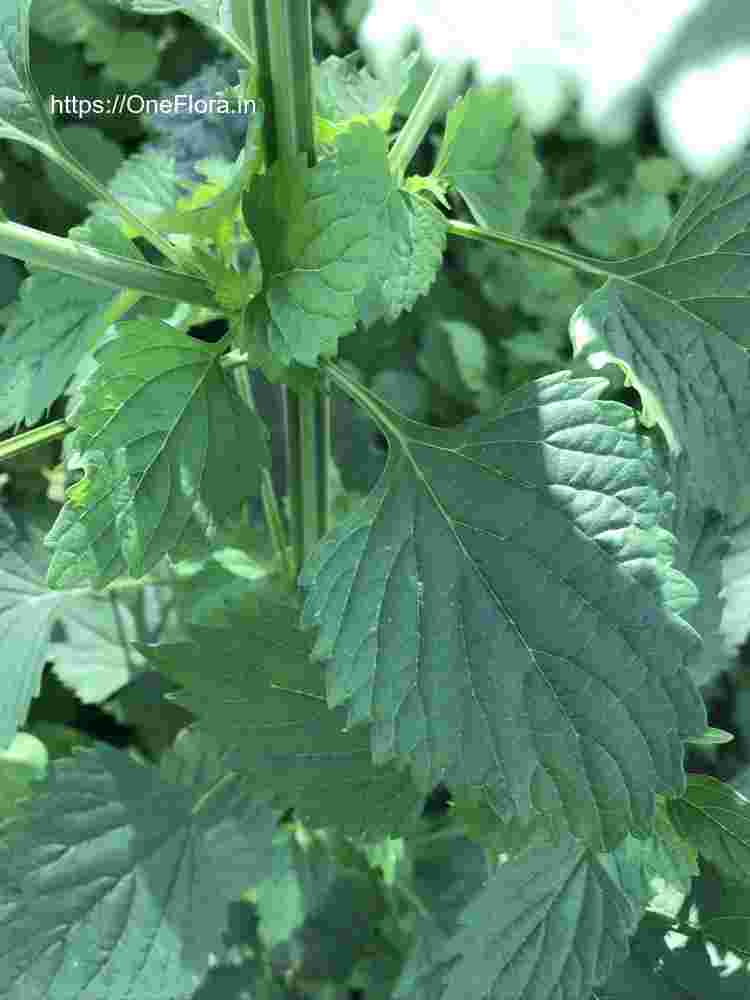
<box><xmin>243</xmin><ymin>123</ymin><xmax>445</xmax><ymax>367</ymax></box>
<box><xmin>570</xmin><ymin>152</ymin><xmax>750</xmax><ymax>520</ymax></box>
<box><xmin>393</xmin><ymin>826</ymin><xmax>488</xmax><ymax>1000</ymax></box>
<box><xmin>0</xmin><ymin>502</ymin><xmax>67</xmax><ymax>748</ymax></box>
<box><xmin>441</xmin><ymin>835</ymin><xmax>639</xmax><ymax>1000</ymax></box>
<box><xmin>0</xmin><ymin>0</ymin><xmax>53</xmax><ymax>146</ymax></box>
<box><xmin>597</xmin><ymin>911</ymin><xmax>750</xmax><ymax>999</ymax></box>
<box><xmin>417</xmin><ymin>318</ymin><xmax>495</xmax><ymax>409</ymax></box>
<box><xmin>668</xmin><ymin>775</ymin><xmax>750</xmax><ymax>886</ymax></box>
<box><xmin>43</xmin><ymin>124</ymin><xmax>125</xmax><ymax>208</ymax></box>
<box><xmin>433</xmin><ymin>85</ymin><xmax>542</xmax><ymax>233</ymax></box>
<box><xmin>301</xmin><ymin>367</ymin><xmax>706</xmax><ymax>850</ymax></box>
<box><xmin>358</xmin><ymin>190</ymin><xmax>447</xmax><ymax>326</ymax></box>
<box><xmin>0</xmin><ymin>216</ymin><xmax>144</xmax><ymax>433</ymax></box>
<box><xmin>90</xmin><ymin>151</ymin><xmax>181</xmax><ymax>235</ymax></box>
<box><xmin>0</xmin><ymin>731</ymin><xmax>48</xmax><ymax>822</ymax></box>
<box><xmin>44</xmin><ymin>319</ymin><xmax>270</xmax><ymax>589</ymax></box>
<box><xmin>46</xmin><ymin>591</ymin><xmax>146</xmax><ymax>704</ymax></box>
<box><xmin>135</xmin><ymin>584</ymin><xmax>424</xmax><ymax>838</ymax></box>
<box><xmin>669</xmin><ymin>455</ymin><xmax>731</xmax><ymax>687</ymax></box>
<box><xmin>30</xmin><ymin>0</ymin><xmax>118</xmax><ymax>45</ymax></box>
<box><xmin>102</xmin><ymin>29</ymin><xmax>160</xmax><ymax>87</ymax></box>
<box><xmin>315</xmin><ymin>50</ymin><xmax>417</xmax><ymax>140</ymax></box>
<box><xmin>282</xmin><ymin>829</ymin><xmax>389</xmax><ymax>984</ymax></box>
<box><xmin>635</xmin><ymin>157</ymin><xmax>685</xmax><ymax>197</ymax></box>
<box><xmin>0</xmin><ymin>728</ymin><xmax>279</xmax><ymax>1000</ymax></box>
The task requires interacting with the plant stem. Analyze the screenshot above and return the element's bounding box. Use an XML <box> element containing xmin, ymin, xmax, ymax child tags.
<box><xmin>0</xmin><ymin>220</ymin><xmax>216</xmax><ymax>306</ymax></box>
<box><xmin>446</xmin><ymin>219</ymin><xmax>610</xmax><ymax>279</ymax></box>
<box><xmin>232</xmin><ymin>363</ymin><xmax>294</xmax><ymax>586</ymax></box>
<box><xmin>388</xmin><ymin>61</ymin><xmax>468</xmax><ymax>182</ymax></box>
<box><xmin>252</xmin><ymin>0</ymin><xmax>330</xmax><ymax>576</ymax></box>
<box><xmin>0</xmin><ymin>419</ymin><xmax>69</xmax><ymax>461</ymax></box>
<box><xmin>42</xmin><ymin>142</ymin><xmax>198</xmax><ymax>274</ymax></box>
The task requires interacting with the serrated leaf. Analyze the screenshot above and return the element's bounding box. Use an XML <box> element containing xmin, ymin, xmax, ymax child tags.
<box><xmin>0</xmin><ymin>503</ymin><xmax>66</xmax><ymax>748</ymax></box>
<box><xmin>669</xmin><ymin>455</ymin><xmax>731</xmax><ymax>687</ymax></box>
<box><xmin>596</xmin><ymin>910</ymin><xmax>750</xmax><ymax>999</ymax></box>
<box><xmin>0</xmin><ymin>0</ymin><xmax>53</xmax><ymax>146</ymax></box>
<box><xmin>44</xmin><ymin>124</ymin><xmax>124</xmax><ymax>207</ymax></box>
<box><xmin>47</xmin><ymin>592</ymin><xmax>146</xmax><ymax>704</ymax></box>
<box><xmin>44</xmin><ymin>319</ymin><xmax>270</xmax><ymax>589</ymax></box>
<box><xmin>0</xmin><ymin>216</ymin><xmax>144</xmax><ymax>433</ymax></box>
<box><xmin>433</xmin><ymin>85</ymin><xmax>541</xmax><ymax>233</ymax></box>
<box><xmin>135</xmin><ymin>585</ymin><xmax>423</xmax><ymax>838</ymax></box>
<box><xmin>315</xmin><ymin>50</ymin><xmax>417</xmax><ymax>138</ymax></box>
<box><xmin>441</xmin><ymin>835</ymin><xmax>639</xmax><ymax>1000</ymax></box>
<box><xmin>570</xmin><ymin>152</ymin><xmax>750</xmax><ymax>519</ymax></box>
<box><xmin>301</xmin><ymin>367</ymin><xmax>706</xmax><ymax>850</ymax></box>
<box><xmin>358</xmin><ymin>190</ymin><xmax>447</xmax><ymax>325</ymax></box>
<box><xmin>668</xmin><ymin>775</ymin><xmax>750</xmax><ymax>887</ymax></box>
<box><xmin>244</xmin><ymin>123</ymin><xmax>445</xmax><ymax>366</ymax></box>
<box><xmin>0</xmin><ymin>729</ymin><xmax>278</xmax><ymax>1000</ymax></box>
<box><xmin>90</xmin><ymin>152</ymin><xmax>181</xmax><ymax>234</ymax></box>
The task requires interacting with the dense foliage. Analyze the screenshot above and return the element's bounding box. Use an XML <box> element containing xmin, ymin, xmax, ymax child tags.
<box><xmin>2</xmin><ymin>2</ymin><xmax>750</xmax><ymax>999</ymax></box>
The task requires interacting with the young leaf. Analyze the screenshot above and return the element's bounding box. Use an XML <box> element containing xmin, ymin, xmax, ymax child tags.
<box><xmin>0</xmin><ymin>729</ymin><xmax>279</xmax><ymax>1000</ymax></box>
<box><xmin>44</xmin><ymin>319</ymin><xmax>270</xmax><ymax>589</ymax></box>
<box><xmin>440</xmin><ymin>835</ymin><xmax>639</xmax><ymax>1000</ymax></box>
<box><xmin>135</xmin><ymin>585</ymin><xmax>424</xmax><ymax>837</ymax></box>
<box><xmin>315</xmin><ymin>50</ymin><xmax>418</xmax><ymax>141</ymax></box>
<box><xmin>668</xmin><ymin>775</ymin><xmax>750</xmax><ymax>886</ymax></box>
<box><xmin>0</xmin><ymin>217</ymin><xmax>145</xmax><ymax>433</ymax></box>
<box><xmin>432</xmin><ymin>85</ymin><xmax>542</xmax><ymax>233</ymax></box>
<box><xmin>570</xmin><ymin>152</ymin><xmax>750</xmax><ymax>520</ymax></box>
<box><xmin>243</xmin><ymin>122</ymin><xmax>446</xmax><ymax>367</ymax></box>
<box><xmin>301</xmin><ymin>367</ymin><xmax>706</xmax><ymax>851</ymax></box>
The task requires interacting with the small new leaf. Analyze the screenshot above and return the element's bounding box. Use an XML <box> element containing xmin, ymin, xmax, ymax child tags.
<box><xmin>433</xmin><ymin>85</ymin><xmax>542</xmax><ymax>233</ymax></box>
<box><xmin>244</xmin><ymin>123</ymin><xmax>445</xmax><ymax>366</ymax></box>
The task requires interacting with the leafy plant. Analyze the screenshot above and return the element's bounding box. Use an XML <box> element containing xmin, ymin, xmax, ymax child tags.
<box><xmin>2</xmin><ymin>1</ymin><xmax>750</xmax><ymax>999</ymax></box>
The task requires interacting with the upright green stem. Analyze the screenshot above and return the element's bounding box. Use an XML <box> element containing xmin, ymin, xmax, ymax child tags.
<box><xmin>232</xmin><ymin>364</ymin><xmax>294</xmax><ymax>587</ymax></box>
<box><xmin>251</xmin><ymin>0</ymin><xmax>330</xmax><ymax>577</ymax></box>
<box><xmin>388</xmin><ymin>61</ymin><xmax>468</xmax><ymax>182</ymax></box>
